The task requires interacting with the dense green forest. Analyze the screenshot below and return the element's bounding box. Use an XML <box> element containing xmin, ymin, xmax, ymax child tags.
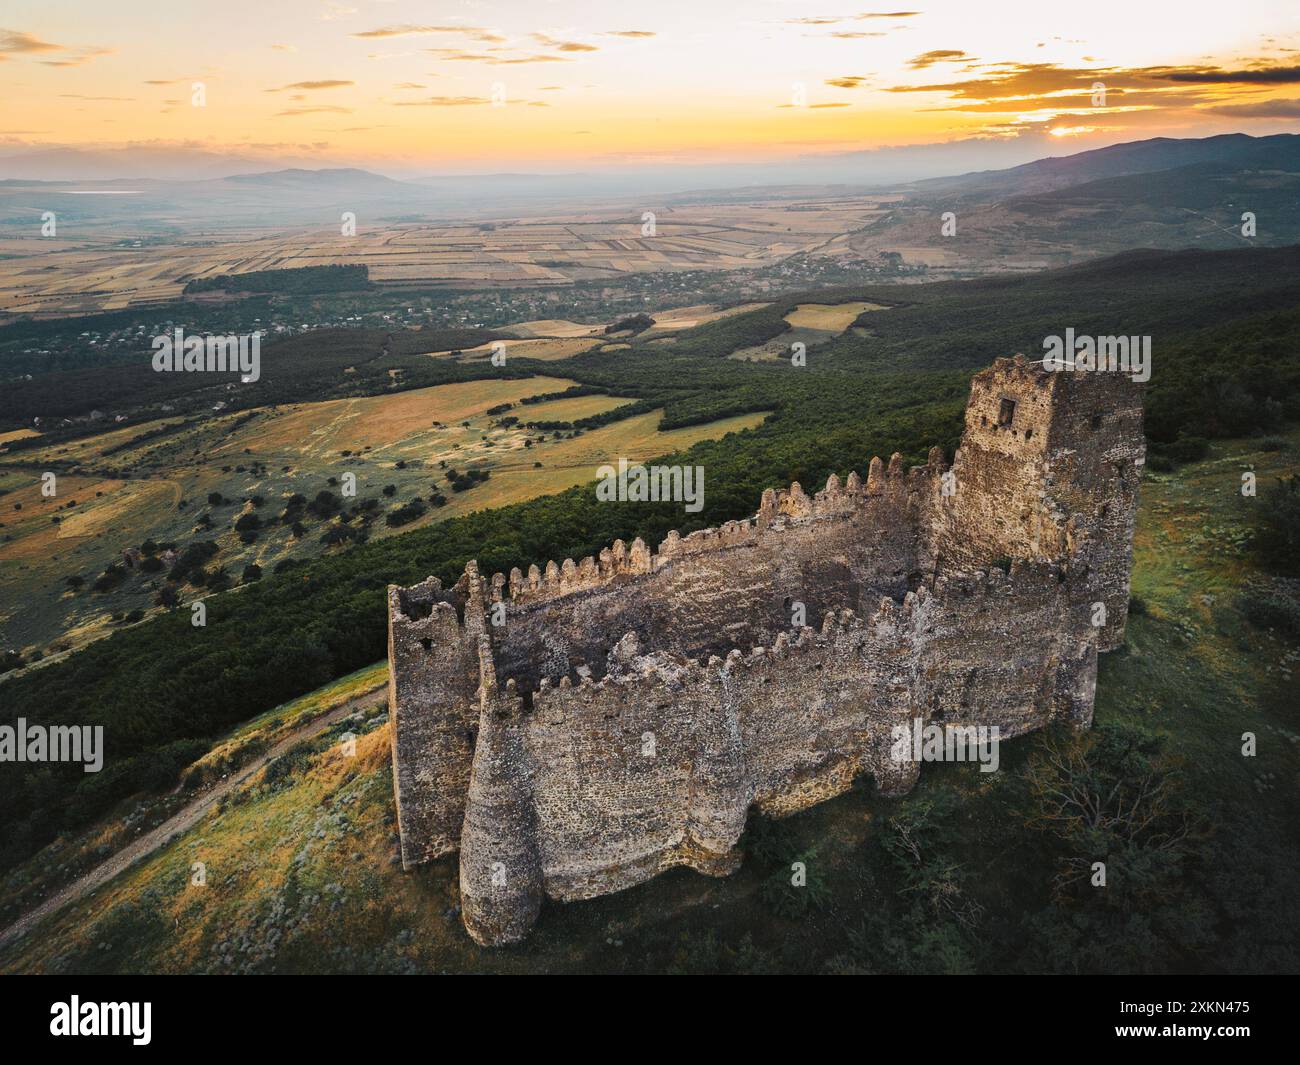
<box><xmin>0</xmin><ymin>325</ymin><xmax>518</xmax><ymax>433</ymax></box>
<box><xmin>1</xmin><ymin>244</ymin><xmax>1298</xmax><ymax>878</ymax></box>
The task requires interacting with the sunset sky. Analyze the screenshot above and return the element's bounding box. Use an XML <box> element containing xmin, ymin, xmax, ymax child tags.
<box><xmin>3</xmin><ymin>1</ymin><xmax>1300</xmax><ymax>173</ymax></box>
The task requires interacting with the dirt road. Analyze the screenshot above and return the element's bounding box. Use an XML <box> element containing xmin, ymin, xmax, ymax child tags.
<box><xmin>0</xmin><ymin>684</ymin><xmax>388</xmax><ymax>954</ymax></box>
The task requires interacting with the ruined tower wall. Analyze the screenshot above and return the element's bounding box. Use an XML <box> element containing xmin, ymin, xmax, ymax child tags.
<box><xmin>387</xmin><ymin>577</ymin><xmax>483</xmax><ymax>867</ymax></box>
<box><xmin>1037</xmin><ymin>371</ymin><xmax>1146</xmax><ymax>650</ymax></box>
<box><xmin>927</xmin><ymin>358</ymin><xmax>1067</xmax><ymax>573</ymax></box>
<box><xmin>913</xmin><ymin>562</ymin><xmax>1096</xmax><ymax>738</ymax></box>
<box><xmin>924</xmin><ymin>358</ymin><xmax>1144</xmax><ymax>651</ymax></box>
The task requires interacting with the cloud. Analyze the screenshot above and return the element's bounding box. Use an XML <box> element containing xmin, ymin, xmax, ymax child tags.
<box><xmin>41</xmin><ymin>46</ymin><xmax>113</xmax><ymax>68</ymax></box>
<box><xmin>430</xmin><ymin>49</ymin><xmax>571</xmax><ymax>64</ymax></box>
<box><xmin>394</xmin><ymin>82</ymin><xmax>426</xmax><ymax>89</ymax></box>
<box><xmin>59</xmin><ymin>93</ymin><xmax>135</xmax><ymax>101</ymax></box>
<box><xmin>1</xmin><ymin>30</ymin><xmax>111</xmax><ymax>67</ymax></box>
<box><xmin>828</xmin><ymin>32</ymin><xmax>886</xmax><ymax>38</ymax></box>
<box><xmin>601</xmin><ymin>31</ymin><xmax>655</xmax><ymax>38</ymax></box>
<box><xmin>932</xmin><ymin>85</ymin><xmax>1222</xmax><ymax>114</ymax></box>
<box><xmin>271</xmin><ymin>44</ymin><xmax>297</xmax><ymax>53</ymax></box>
<box><xmin>266</xmin><ymin>80</ymin><xmax>354</xmax><ymax>92</ymax></box>
<box><xmin>1207</xmin><ymin>97</ymin><xmax>1300</xmax><ymax>118</ymax></box>
<box><xmin>352</xmin><ymin>24</ymin><xmax>498</xmax><ymax>40</ymax></box>
<box><xmin>784</xmin><ymin>11</ymin><xmax>918</xmax><ymax>22</ymax></box>
<box><xmin>826</xmin><ymin>76</ymin><xmax>870</xmax><ymax>89</ymax></box>
<box><xmin>908</xmin><ymin>50</ymin><xmax>967</xmax><ymax>69</ymax></box>
<box><xmin>0</xmin><ymin>29</ymin><xmax>62</xmax><ymax>55</ymax></box>
<box><xmin>274</xmin><ymin>105</ymin><xmax>352</xmax><ymax>116</ymax></box>
<box><xmin>394</xmin><ymin>95</ymin><xmax>491</xmax><ymax>107</ymax></box>
<box><xmin>532</xmin><ymin>33</ymin><xmax>598</xmax><ymax>53</ymax></box>
<box><xmin>1151</xmin><ymin>64</ymin><xmax>1300</xmax><ymax>84</ymax></box>
<box><xmin>895</xmin><ymin>60</ymin><xmax>1300</xmax><ymax>104</ymax></box>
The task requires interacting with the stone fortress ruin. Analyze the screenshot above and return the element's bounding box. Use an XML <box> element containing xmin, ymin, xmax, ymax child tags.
<box><xmin>386</xmin><ymin>355</ymin><xmax>1145</xmax><ymax>945</ymax></box>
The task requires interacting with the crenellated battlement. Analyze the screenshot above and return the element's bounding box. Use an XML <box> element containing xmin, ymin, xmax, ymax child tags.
<box><xmin>459</xmin><ymin>452</ymin><xmax>951</xmax><ymax>619</ymax></box>
<box><xmin>388</xmin><ymin>355</ymin><xmax>1145</xmax><ymax>944</ymax></box>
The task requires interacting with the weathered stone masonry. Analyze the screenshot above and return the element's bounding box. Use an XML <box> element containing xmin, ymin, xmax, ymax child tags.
<box><xmin>387</xmin><ymin>355</ymin><xmax>1145</xmax><ymax>945</ymax></box>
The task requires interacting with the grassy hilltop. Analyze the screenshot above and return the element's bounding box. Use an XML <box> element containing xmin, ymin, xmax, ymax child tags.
<box><xmin>1</xmin><ymin>429</ymin><xmax>1296</xmax><ymax>975</ymax></box>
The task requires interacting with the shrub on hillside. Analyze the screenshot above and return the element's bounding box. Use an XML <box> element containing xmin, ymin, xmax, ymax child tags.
<box><xmin>1252</xmin><ymin>476</ymin><xmax>1300</xmax><ymax>576</ymax></box>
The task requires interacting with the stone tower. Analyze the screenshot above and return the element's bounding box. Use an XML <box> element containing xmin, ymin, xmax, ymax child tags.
<box><xmin>932</xmin><ymin>355</ymin><xmax>1145</xmax><ymax>649</ymax></box>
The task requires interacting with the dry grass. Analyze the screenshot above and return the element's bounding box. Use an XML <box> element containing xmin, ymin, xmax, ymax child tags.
<box><xmin>783</xmin><ymin>301</ymin><xmax>888</xmax><ymax>331</ymax></box>
<box><xmin>428</xmin><ymin>409</ymin><xmax>770</xmax><ymax>521</ymax></box>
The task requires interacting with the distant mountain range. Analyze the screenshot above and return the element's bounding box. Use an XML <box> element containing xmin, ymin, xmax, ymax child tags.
<box><xmin>1</xmin><ymin>134</ymin><xmax>1296</xmax><ymax>256</ymax></box>
<box><xmin>839</xmin><ymin>133</ymin><xmax>1300</xmax><ymax>275</ymax></box>
<box><xmin>919</xmin><ymin>133</ymin><xmax>1300</xmax><ymax>199</ymax></box>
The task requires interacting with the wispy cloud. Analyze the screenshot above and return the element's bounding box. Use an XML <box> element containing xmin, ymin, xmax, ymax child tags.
<box><xmin>429</xmin><ymin>49</ymin><xmax>572</xmax><ymax>65</ymax></box>
<box><xmin>0</xmin><ymin>29</ymin><xmax>62</xmax><ymax>56</ymax></box>
<box><xmin>1208</xmin><ymin>97</ymin><xmax>1300</xmax><ymax>117</ymax></box>
<box><xmin>394</xmin><ymin>95</ymin><xmax>491</xmax><ymax>107</ymax></box>
<box><xmin>908</xmin><ymin>50</ymin><xmax>967</xmax><ymax>69</ymax></box>
<box><xmin>1152</xmin><ymin>64</ymin><xmax>1300</xmax><ymax>84</ymax></box>
<box><xmin>1</xmin><ymin>29</ymin><xmax>112</xmax><ymax>67</ymax></box>
<box><xmin>274</xmin><ymin>104</ymin><xmax>352</xmax><ymax>116</ymax></box>
<box><xmin>532</xmin><ymin>33</ymin><xmax>598</xmax><ymax>53</ymax></box>
<box><xmin>352</xmin><ymin>24</ymin><xmax>501</xmax><ymax>42</ymax></box>
<box><xmin>266</xmin><ymin>80</ymin><xmax>354</xmax><ymax>92</ymax></box>
<box><xmin>783</xmin><ymin>11</ymin><xmax>919</xmax><ymax>24</ymax></box>
<box><xmin>41</xmin><ymin>46</ymin><xmax>113</xmax><ymax>68</ymax></box>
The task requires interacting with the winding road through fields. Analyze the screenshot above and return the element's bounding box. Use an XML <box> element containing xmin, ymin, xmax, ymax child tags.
<box><xmin>0</xmin><ymin>683</ymin><xmax>388</xmax><ymax>955</ymax></box>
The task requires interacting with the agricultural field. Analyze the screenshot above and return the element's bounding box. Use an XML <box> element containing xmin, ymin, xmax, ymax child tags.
<box><xmin>0</xmin><ymin>197</ymin><xmax>895</xmax><ymax>316</ymax></box>
<box><xmin>728</xmin><ymin>300</ymin><xmax>890</xmax><ymax>361</ymax></box>
<box><xmin>0</xmin><ymin>367</ymin><xmax>764</xmax><ymax>663</ymax></box>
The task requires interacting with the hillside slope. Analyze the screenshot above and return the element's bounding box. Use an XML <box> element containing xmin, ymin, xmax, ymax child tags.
<box><xmin>1</xmin><ymin>433</ymin><xmax>1295</xmax><ymax>974</ymax></box>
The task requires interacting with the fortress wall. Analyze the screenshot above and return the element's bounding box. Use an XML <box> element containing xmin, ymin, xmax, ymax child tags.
<box><xmin>916</xmin><ymin>562</ymin><xmax>1094</xmax><ymax>738</ymax></box>
<box><xmin>496</xmin><ymin>607</ymin><xmax>923</xmax><ymax>904</ymax></box>
<box><xmin>489</xmin><ymin>467</ymin><xmax>932</xmax><ymax>688</ymax></box>
<box><xmin>524</xmin><ymin>670</ymin><xmax>707</xmax><ymax>901</ymax></box>
<box><xmin>389</xmin><ymin>354</ymin><xmax>1145</xmax><ymax>944</ymax></box>
<box><xmin>387</xmin><ymin>577</ymin><xmax>483</xmax><ymax>867</ymax></box>
<box><xmin>1040</xmin><ymin>371</ymin><xmax>1146</xmax><ymax>650</ymax></box>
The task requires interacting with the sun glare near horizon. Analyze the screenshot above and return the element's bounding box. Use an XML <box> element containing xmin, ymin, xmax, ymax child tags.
<box><xmin>1</xmin><ymin>0</ymin><xmax>1299</xmax><ymax>171</ymax></box>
